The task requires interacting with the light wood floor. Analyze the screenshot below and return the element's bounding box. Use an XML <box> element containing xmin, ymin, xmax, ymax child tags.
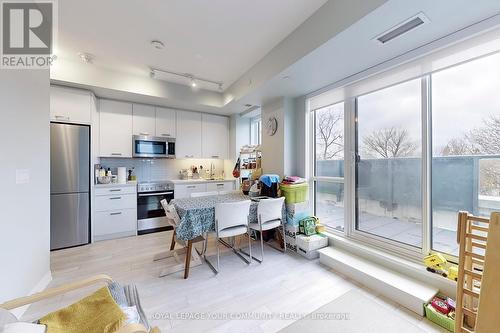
<box><xmin>23</xmin><ymin>231</ymin><xmax>447</xmax><ymax>333</ymax></box>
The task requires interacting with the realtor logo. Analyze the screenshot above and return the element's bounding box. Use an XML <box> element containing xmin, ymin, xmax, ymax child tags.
<box><xmin>1</xmin><ymin>1</ymin><xmax>56</xmax><ymax>68</ymax></box>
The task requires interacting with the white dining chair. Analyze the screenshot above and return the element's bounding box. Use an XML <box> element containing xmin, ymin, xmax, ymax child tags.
<box><xmin>247</xmin><ymin>197</ymin><xmax>286</xmax><ymax>263</ymax></box>
<box><xmin>191</xmin><ymin>191</ymin><xmax>219</xmax><ymax>198</ymax></box>
<box><xmin>204</xmin><ymin>200</ymin><xmax>252</xmax><ymax>272</ymax></box>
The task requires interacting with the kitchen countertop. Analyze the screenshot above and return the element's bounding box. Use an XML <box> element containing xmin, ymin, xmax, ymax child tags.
<box><xmin>94</xmin><ymin>181</ymin><xmax>137</xmax><ymax>188</ymax></box>
<box><xmin>170</xmin><ymin>178</ymin><xmax>238</xmax><ymax>185</ymax></box>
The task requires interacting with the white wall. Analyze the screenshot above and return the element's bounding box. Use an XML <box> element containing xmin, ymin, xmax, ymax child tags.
<box><xmin>0</xmin><ymin>70</ymin><xmax>51</xmax><ymax>307</ymax></box>
<box><xmin>229</xmin><ymin>114</ymin><xmax>251</xmax><ymax>162</ymax></box>
<box><xmin>294</xmin><ymin>96</ymin><xmax>308</xmax><ymax>178</ymax></box>
<box><xmin>261</xmin><ymin>97</ymin><xmax>297</xmax><ymax>177</ymax></box>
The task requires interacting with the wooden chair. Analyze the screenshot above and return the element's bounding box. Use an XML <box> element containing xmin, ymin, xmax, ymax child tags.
<box><xmin>455</xmin><ymin>211</ymin><xmax>500</xmax><ymax>333</ymax></box>
<box><xmin>0</xmin><ymin>275</ymin><xmax>160</xmax><ymax>333</ymax></box>
<box><xmin>155</xmin><ymin>200</ymin><xmax>204</xmax><ymax>279</ymax></box>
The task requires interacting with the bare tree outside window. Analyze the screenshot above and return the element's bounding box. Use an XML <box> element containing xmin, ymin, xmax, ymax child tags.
<box><xmin>315</xmin><ymin>106</ymin><xmax>343</xmax><ymax>160</ymax></box>
<box><xmin>440</xmin><ymin>115</ymin><xmax>500</xmax><ymax>156</ymax></box>
<box><xmin>440</xmin><ymin>115</ymin><xmax>500</xmax><ymax>196</ymax></box>
<box><xmin>363</xmin><ymin>127</ymin><xmax>418</xmax><ymax>158</ymax></box>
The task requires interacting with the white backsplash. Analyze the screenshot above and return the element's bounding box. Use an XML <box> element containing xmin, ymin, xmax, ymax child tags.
<box><xmin>99</xmin><ymin>158</ymin><xmax>234</xmax><ymax>183</ymax></box>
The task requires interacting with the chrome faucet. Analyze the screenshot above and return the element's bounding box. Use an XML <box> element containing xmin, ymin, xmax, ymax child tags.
<box><xmin>210</xmin><ymin>162</ymin><xmax>215</xmax><ymax>179</ymax></box>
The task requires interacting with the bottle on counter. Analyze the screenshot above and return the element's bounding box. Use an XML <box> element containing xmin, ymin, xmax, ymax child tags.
<box><xmin>106</xmin><ymin>168</ymin><xmax>112</xmax><ymax>177</ymax></box>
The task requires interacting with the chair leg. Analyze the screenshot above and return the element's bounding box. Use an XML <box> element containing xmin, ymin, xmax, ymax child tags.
<box><xmin>202</xmin><ymin>232</ymin><xmax>208</xmax><ymax>255</ymax></box>
<box><xmin>259</xmin><ymin>226</ymin><xmax>264</xmax><ymax>263</ymax></box>
<box><xmin>170</xmin><ymin>229</ymin><xmax>176</xmax><ymax>251</ymax></box>
<box><xmin>184</xmin><ymin>240</ymin><xmax>193</xmax><ymax>279</ymax></box>
<box><xmin>216</xmin><ymin>235</ymin><xmax>220</xmax><ymax>271</ymax></box>
<box><xmin>281</xmin><ymin>224</ymin><xmax>286</xmax><ymax>254</ymax></box>
<box><xmin>248</xmin><ymin>229</ymin><xmax>252</xmax><ymax>264</ymax></box>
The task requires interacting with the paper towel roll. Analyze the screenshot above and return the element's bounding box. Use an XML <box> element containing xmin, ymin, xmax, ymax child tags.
<box><xmin>117</xmin><ymin>167</ymin><xmax>127</xmax><ymax>184</ymax></box>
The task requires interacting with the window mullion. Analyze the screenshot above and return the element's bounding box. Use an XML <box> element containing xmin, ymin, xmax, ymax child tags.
<box><xmin>421</xmin><ymin>76</ymin><xmax>432</xmax><ymax>257</ymax></box>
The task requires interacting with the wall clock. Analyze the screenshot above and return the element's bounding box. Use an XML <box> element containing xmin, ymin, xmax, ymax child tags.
<box><xmin>265</xmin><ymin>116</ymin><xmax>278</xmax><ymax>136</ymax></box>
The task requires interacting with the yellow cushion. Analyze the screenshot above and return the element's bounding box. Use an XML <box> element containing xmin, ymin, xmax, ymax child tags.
<box><xmin>39</xmin><ymin>287</ymin><xmax>125</xmax><ymax>333</ymax></box>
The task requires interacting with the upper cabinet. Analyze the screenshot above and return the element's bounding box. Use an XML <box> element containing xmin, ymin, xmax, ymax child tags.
<box><xmin>96</xmin><ymin>98</ymin><xmax>229</xmax><ymax>160</ymax></box>
<box><xmin>50</xmin><ymin>85</ymin><xmax>92</xmax><ymax>124</ymax></box>
<box><xmin>202</xmin><ymin>114</ymin><xmax>229</xmax><ymax>159</ymax></box>
<box><xmin>176</xmin><ymin>111</ymin><xmax>202</xmax><ymax>158</ymax></box>
<box><xmin>99</xmin><ymin>100</ymin><xmax>133</xmax><ymax>157</ymax></box>
<box><xmin>132</xmin><ymin>104</ymin><xmax>155</xmax><ymax>136</ymax></box>
<box><xmin>155</xmin><ymin>107</ymin><xmax>176</xmax><ymax>138</ymax></box>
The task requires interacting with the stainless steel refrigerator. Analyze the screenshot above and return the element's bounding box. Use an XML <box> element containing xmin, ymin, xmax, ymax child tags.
<box><xmin>50</xmin><ymin>123</ymin><xmax>90</xmax><ymax>250</ymax></box>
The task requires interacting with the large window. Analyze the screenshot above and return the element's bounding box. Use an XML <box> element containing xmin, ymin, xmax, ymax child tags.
<box><xmin>431</xmin><ymin>52</ymin><xmax>500</xmax><ymax>256</ymax></box>
<box><xmin>307</xmin><ymin>31</ymin><xmax>500</xmax><ymax>260</ymax></box>
<box><xmin>313</xmin><ymin>102</ymin><xmax>345</xmax><ymax>231</ymax></box>
<box><xmin>250</xmin><ymin>117</ymin><xmax>261</xmax><ymax>145</ymax></box>
<box><xmin>356</xmin><ymin>79</ymin><xmax>423</xmax><ymax>248</ymax></box>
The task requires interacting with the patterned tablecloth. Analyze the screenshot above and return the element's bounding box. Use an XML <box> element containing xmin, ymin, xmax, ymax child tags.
<box><xmin>172</xmin><ymin>193</ymin><xmax>285</xmax><ymax>241</ymax></box>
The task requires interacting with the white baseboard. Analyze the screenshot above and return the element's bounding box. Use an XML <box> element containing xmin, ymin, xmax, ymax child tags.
<box><xmin>11</xmin><ymin>270</ymin><xmax>52</xmax><ymax>319</ymax></box>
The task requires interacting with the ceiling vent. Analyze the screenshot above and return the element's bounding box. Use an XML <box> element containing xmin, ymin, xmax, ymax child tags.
<box><xmin>374</xmin><ymin>13</ymin><xmax>429</xmax><ymax>44</ymax></box>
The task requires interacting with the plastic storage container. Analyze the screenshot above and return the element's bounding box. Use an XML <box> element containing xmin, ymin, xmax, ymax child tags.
<box><xmin>424</xmin><ymin>301</ymin><xmax>455</xmax><ymax>332</ymax></box>
<box><xmin>279</xmin><ymin>183</ymin><xmax>308</xmax><ymax>204</ymax></box>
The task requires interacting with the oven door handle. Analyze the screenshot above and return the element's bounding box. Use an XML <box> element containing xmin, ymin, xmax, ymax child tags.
<box><xmin>138</xmin><ymin>191</ymin><xmax>174</xmax><ymax>197</ymax></box>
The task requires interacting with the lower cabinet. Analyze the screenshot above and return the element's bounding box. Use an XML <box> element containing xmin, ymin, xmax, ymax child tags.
<box><xmin>94</xmin><ymin>209</ymin><xmax>137</xmax><ymax>241</ymax></box>
<box><xmin>174</xmin><ymin>183</ymin><xmax>207</xmax><ymax>199</ymax></box>
<box><xmin>94</xmin><ymin>185</ymin><xmax>137</xmax><ymax>241</ymax></box>
<box><xmin>174</xmin><ymin>181</ymin><xmax>236</xmax><ymax>198</ymax></box>
<box><xmin>206</xmin><ymin>182</ymin><xmax>235</xmax><ymax>192</ymax></box>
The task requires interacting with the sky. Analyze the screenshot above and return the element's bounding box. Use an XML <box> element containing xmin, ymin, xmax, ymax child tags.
<box><xmin>355</xmin><ymin>51</ymin><xmax>500</xmax><ymax>157</ymax></box>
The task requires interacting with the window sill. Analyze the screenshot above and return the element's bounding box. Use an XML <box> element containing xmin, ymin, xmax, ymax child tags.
<box><xmin>321</xmin><ymin>231</ymin><xmax>456</xmax><ymax>298</ymax></box>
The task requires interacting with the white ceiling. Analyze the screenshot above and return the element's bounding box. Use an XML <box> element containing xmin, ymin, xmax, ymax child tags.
<box><xmin>231</xmin><ymin>0</ymin><xmax>500</xmax><ymax>110</ymax></box>
<box><xmin>56</xmin><ymin>0</ymin><xmax>327</xmax><ymax>91</ymax></box>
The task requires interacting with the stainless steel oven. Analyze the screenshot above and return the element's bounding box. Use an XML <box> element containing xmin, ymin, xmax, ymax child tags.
<box><xmin>133</xmin><ymin>135</ymin><xmax>175</xmax><ymax>158</ymax></box>
<box><xmin>137</xmin><ymin>181</ymin><xmax>174</xmax><ymax>234</ymax></box>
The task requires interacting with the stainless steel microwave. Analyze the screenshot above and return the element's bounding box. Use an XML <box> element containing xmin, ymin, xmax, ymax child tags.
<box><xmin>132</xmin><ymin>135</ymin><xmax>175</xmax><ymax>158</ymax></box>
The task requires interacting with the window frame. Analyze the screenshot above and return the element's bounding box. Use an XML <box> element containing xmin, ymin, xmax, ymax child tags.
<box><xmin>250</xmin><ymin>117</ymin><xmax>262</xmax><ymax>145</ymax></box>
<box><xmin>307</xmin><ymin>73</ymin><xmax>481</xmax><ymax>263</ymax></box>
<box><xmin>310</xmin><ymin>102</ymin><xmax>346</xmax><ymax>235</ymax></box>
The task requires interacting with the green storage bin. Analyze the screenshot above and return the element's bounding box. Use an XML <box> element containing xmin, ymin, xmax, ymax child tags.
<box><xmin>280</xmin><ymin>183</ymin><xmax>308</xmax><ymax>204</ymax></box>
<box><xmin>424</xmin><ymin>303</ymin><xmax>455</xmax><ymax>332</ymax></box>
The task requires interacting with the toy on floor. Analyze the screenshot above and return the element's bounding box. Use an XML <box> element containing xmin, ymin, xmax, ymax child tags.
<box><xmin>299</xmin><ymin>216</ymin><xmax>320</xmax><ymax>236</ymax></box>
<box><xmin>429</xmin><ymin>295</ymin><xmax>457</xmax><ymax>320</ymax></box>
<box><xmin>423</xmin><ymin>253</ymin><xmax>458</xmax><ymax>281</ymax></box>
<box><xmin>431</xmin><ymin>297</ymin><xmax>451</xmax><ymax>315</ymax></box>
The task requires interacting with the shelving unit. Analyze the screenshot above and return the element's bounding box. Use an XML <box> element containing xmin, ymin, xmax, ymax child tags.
<box><xmin>238</xmin><ymin>146</ymin><xmax>262</xmax><ymax>185</ymax></box>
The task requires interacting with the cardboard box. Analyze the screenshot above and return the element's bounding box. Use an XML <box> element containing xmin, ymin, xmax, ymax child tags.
<box><xmin>296</xmin><ymin>234</ymin><xmax>328</xmax><ymax>252</ymax></box>
<box><xmin>285</xmin><ymin>235</ymin><xmax>297</xmax><ymax>252</ymax></box>
<box><xmin>285</xmin><ymin>201</ymin><xmax>310</xmax><ymax>215</ymax></box>
<box><xmin>285</xmin><ymin>224</ymin><xmax>299</xmax><ymax>239</ymax></box>
<box><xmin>297</xmin><ymin>247</ymin><xmax>321</xmax><ymax>260</ymax></box>
<box><xmin>287</xmin><ymin>211</ymin><xmax>309</xmax><ymax>226</ymax></box>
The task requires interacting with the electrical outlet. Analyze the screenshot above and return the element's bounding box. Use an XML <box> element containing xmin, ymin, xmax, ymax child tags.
<box><xmin>16</xmin><ymin>169</ymin><xmax>30</xmax><ymax>184</ymax></box>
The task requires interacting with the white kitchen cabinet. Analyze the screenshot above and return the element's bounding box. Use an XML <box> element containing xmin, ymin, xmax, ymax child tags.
<box><xmin>202</xmin><ymin>114</ymin><xmax>229</xmax><ymax>159</ymax></box>
<box><xmin>174</xmin><ymin>183</ymin><xmax>207</xmax><ymax>199</ymax></box>
<box><xmin>155</xmin><ymin>107</ymin><xmax>176</xmax><ymax>138</ymax></box>
<box><xmin>176</xmin><ymin>111</ymin><xmax>202</xmax><ymax>158</ymax></box>
<box><xmin>132</xmin><ymin>104</ymin><xmax>156</xmax><ymax>136</ymax></box>
<box><xmin>94</xmin><ymin>209</ymin><xmax>137</xmax><ymax>241</ymax></box>
<box><xmin>206</xmin><ymin>181</ymin><xmax>235</xmax><ymax>193</ymax></box>
<box><xmin>99</xmin><ymin>99</ymin><xmax>133</xmax><ymax>157</ymax></box>
<box><xmin>93</xmin><ymin>185</ymin><xmax>137</xmax><ymax>241</ymax></box>
<box><xmin>50</xmin><ymin>85</ymin><xmax>92</xmax><ymax>124</ymax></box>
<box><xmin>95</xmin><ymin>193</ymin><xmax>137</xmax><ymax>212</ymax></box>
